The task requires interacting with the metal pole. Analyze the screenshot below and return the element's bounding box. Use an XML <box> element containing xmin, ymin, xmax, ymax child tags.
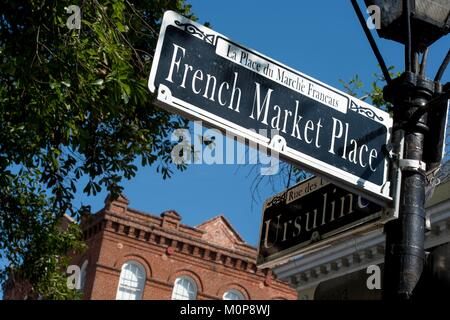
<box><xmin>404</xmin><ymin>0</ymin><xmax>412</xmax><ymax>73</ymax></box>
<box><xmin>383</xmin><ymin>72</ymin><xmax>434</xmax><ymax>299</ymax></box>
<box><xmin>382</xmin><ymin>0</ymin><xmax>433</xmax><ymax>300</ymax></box>
<box><xmin>350</xmin><ymin>0</ymin><xmax>448</xmax><ymax>300</ymax></box>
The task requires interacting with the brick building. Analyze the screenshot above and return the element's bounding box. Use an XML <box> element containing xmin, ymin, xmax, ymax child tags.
<box><xmin>69</xmin><ymin>194</ymin><xmax>297</xmax><ymax>300</ymax></box>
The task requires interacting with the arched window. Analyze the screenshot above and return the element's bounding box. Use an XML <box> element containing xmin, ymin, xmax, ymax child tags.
<box><xmin>116</xmin><ymin>261</ymin><xmax>146</xmax><ymax>300</ymax></box>
<box><xmin>171</xmin><ymin>276</ymin><xmax>197</xmax><ymax>300</ymax></box>
<box><xmin>223</xmin><ymin>289</ymin><xmax>245</xmax><ymax>300</ymax></box>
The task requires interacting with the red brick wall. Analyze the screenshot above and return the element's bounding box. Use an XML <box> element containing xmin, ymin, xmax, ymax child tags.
<box><xmin>74</xmin><ymin>198</ymin><xmax>297</xmax><ymax>300</ymax></box>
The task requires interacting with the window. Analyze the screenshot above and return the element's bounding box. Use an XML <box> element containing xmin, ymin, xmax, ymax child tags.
<box><xmin>116</xmin><ymin>261</ymin><xmax>146</xmax><ymax>300</ymax></box>
<box><xmin>171</xmin><ymin>276</ymin><xmax>197</xmax><ymax>300</ymax></box>
<box><xmin>223</xmin><ymin>289</ymin><xmax>245</xmax><ymax>300</ymax></box>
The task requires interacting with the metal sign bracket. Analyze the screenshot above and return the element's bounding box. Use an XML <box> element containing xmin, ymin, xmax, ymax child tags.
<box><xmin>398</xmin><ymin>159</ymin><xmax>427</xmax><ymax>172</ymax></box>
<box><xmin>381</xmin><ymin>129</ymin><xmax>406</xmax><ymax>222</ymax></box>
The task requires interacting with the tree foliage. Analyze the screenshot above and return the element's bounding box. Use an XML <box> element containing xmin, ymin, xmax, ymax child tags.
<box><xmin>338</xmin><ymin>66</ymin><xmax>399</xmax><ymax>111</ymax></box>
<box><xmin>0</xmin><ymin>0</ymin><xmax>196</xmax><ymax>299</ymax></box>
<box><xmin>1</xmin><ymin>171</ymin><xmax>86</xmax><ymax>299</ymax></box>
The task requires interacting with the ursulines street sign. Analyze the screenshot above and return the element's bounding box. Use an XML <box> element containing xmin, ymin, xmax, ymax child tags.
<box><xmin>148</xmin><ymin>11</ymin><xmax>394</xmax><ymax>205</ymax></box>
<box><xmin>256</xmin><ymin>176</ymin><xmax>383</xmax><ymax>268</ymax></box>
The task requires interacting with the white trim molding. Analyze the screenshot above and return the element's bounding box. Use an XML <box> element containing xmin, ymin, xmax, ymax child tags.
<box><xmin>274</xmin><ymin>182</ymin><xmax>450</xmax><ymax>292</ymax></box>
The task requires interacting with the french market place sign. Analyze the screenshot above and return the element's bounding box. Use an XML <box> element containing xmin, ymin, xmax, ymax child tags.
<box><xmin>256</xmin><ymin>176</ymin><xmax>383</xmax><ymax>268</ymax></box>
<box><xmin>148</xmin><ymin>11</ymin><xmax>393</xmax><ymax>205</ymax></box>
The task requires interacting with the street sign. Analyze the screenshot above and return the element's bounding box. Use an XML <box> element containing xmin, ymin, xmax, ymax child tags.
<box><xmin>256</xmin><ymin>176</ymin><xmax>383</xmax><ymax>268</ymax></box>
<box><xmin>148</xmin><ymin>11</ymin><xmax>393</xmax><ymax>205</ymax></box>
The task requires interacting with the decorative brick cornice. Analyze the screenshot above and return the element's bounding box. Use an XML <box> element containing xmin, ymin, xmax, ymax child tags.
<box><xmin>84</xmin><ymin>213</ymin><xmax>271</xmax><ymax>280</ymax></box>
<box><xmin>79</xmin><ymin>197</ymin><xmax>296</xmax><ymax>293</ymax></box>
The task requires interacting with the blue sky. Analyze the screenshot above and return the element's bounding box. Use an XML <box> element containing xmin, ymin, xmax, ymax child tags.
<box><xmin>1</xmin><ymin>0</ymin><xmax>449</xmax><ymax>299</ymax></box>
<box><xmin>72</xmin><ymin>0</ymin><xmax>449</xmax><ymax>246</ymax></box>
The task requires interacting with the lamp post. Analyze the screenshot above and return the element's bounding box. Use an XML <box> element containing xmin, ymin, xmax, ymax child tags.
<box><xmin>351</xmin><ymin>0</ymin><xmax>450</xmax><ymax>299</ymax></box>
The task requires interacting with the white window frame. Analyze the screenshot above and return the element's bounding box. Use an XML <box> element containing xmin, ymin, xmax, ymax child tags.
<box><xmin>116</xmin><ymin>260</ymin><xmax>146</xmax><ymax>300</ymax></box>
<box><xmin>171</xmin><ymin>276</ymin><xmax>197</xmax><ymax>300</ymax></box>
<box><xmin>223</xmin><ymin>289</ymin><xmax>245</xmax><ymax>300</ymax></box>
